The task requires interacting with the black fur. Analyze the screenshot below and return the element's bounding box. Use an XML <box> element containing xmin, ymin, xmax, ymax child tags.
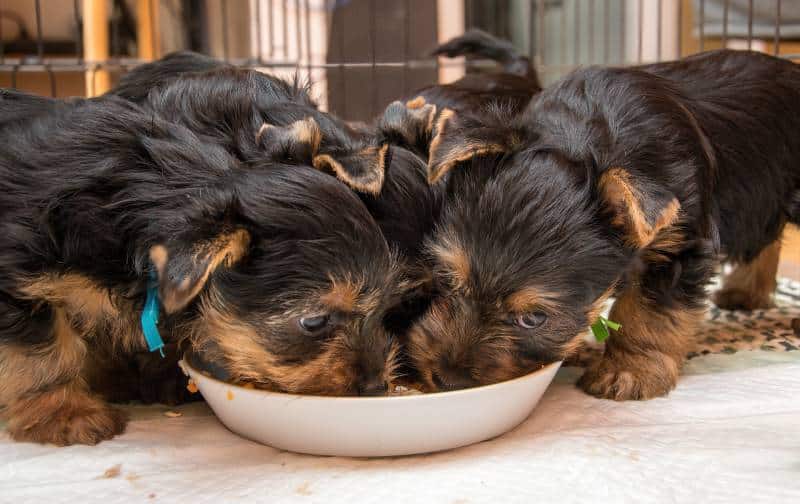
<box><xmin>0</xmin><ymin>89</ymin><xmax>66</xmax><ymax>129</ymax></box>
<box><xmin>0</xmin><ymin>94</ymin><xmax>403</xmax><ymax>445</ymax></box>
<box><xmin>411</xmin><ymin>49</ymin><xmax>800</xmax><ymax>395</ymax></box>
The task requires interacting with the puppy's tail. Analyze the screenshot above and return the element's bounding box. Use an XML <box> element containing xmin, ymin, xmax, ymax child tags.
<box><xmin>431</xmin><ymin>29</ymin><xmax>538</xmax><ymax>83</ymax></box>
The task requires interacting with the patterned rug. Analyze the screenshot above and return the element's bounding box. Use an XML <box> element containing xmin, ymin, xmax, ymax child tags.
<box><xmin>567</xmin><ymin>277</ymin><xmax>800</xmax><ymax>367</ymax></box>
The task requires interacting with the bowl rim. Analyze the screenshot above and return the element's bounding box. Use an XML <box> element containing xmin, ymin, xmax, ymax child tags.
<box><xmin>180</xmin><ymin>350</ymin><xmax>562</xmax><ymax>402</ymax></box>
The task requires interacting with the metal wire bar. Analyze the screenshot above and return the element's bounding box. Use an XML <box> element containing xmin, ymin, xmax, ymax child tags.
<box><xmin>528</xmin><ymin>0</ymin><xmax>535</xmax><ymax>66</ymax></box>
<box><xmin>111</xmin><ymin>0</ymin><xmax>120</xmax><ymax>58</ymax></box>
<box><xmin>637</xmin><ymin>0</ymin><xmax>642</xmax><ymax>63</ymax></box>
<box><xmin>603</xmin><ymin>0</ymin><xmax>610</xmax><ymax>63</ymax></box>
<box><xmin>255</xmin><ymin>0</ymin><xmax>263</xmax><ymax>62</ymax></box>
<box><xmin>221</xmin><ymin>0</ymin><xmax>230</xmax><ymax>61</ymax></box>
<box><xmin>0</xmin><ymin>0</ymin><xmax>5</xmax><ymax>64</ymax></box>
<box><xmin>402</xmin><ymin>0</ymin><xmax>409</xmax><ymax>95</ymax></box>
<box><xmin>722</xmin><ymin>0</ymin><xmax>728</xmax><ymax>46</ymax></box>
<box><xmin>282</xmin><ymin>0</ymin><xmax>288</xmax><ymax>60</ymax></box>
<box><xmin>699</xmin><ymin>0</ymin><xmax>705</xmax><ymax>52</ymax></box>
<box><xmin>656</xmin><ymin>0</ymin><xmax>662</xmax><ymax>61</ymax></box>
<box><xmin>775</xmin><ymin>0</ymin><xmax>782</xmax><ymax>55</ymax></box>
<box><xmin>620</xmin><ymin>0</ymin><xmax>626</xmax><ymax>63</ymax></box>
<box><xmin>267</xmin><ymin>0</ymin><xmax>274</xmax><ymax>62</ymax></box>
<box><xmin>536</xmin><ymin>0</ymin><xmax>544</xmax><ymax>67</ymax></box>
<box><xmin>747</xmin><ymin>0</ymin><xmax>753</xmax><ymax>50</ymax></box>
<box><xmin>295</xmin><ymin>0</ymin><xmax>301</xmax><ymax>65</ymax></box>
<box><xmin>574</xmin><ymin>0</ymin><xmax>580</xmax><ymax>65</ymax></box>
<box><xmin>337</xmin><ymin>0</ymin><xmax>347</xmax><ymax>118</ymax></box>
<box><xmin>676</xmin><ymin>0</ymin><xmax>682</xmax><ymax>56</ymax></box>
<box><xmin>369</xmin><ymin>0</ymin><xmax>376</xmax><ymax>117</ymax></box>
<box><xmin>305</xmin><ymin>0</ymin><xmax>311</xmax><ymax>75</ymax></box>
<box><xmin>35</xmin><ymin>0</ymin><xmax>56</xmax><ymax>97</ymax></box>
<box><xmin>46</xmin><ymin>64</ymin><xmax>56</xmax><ymax>96</ymax></box>
<box><xmin>588</xmin><ymin>0</ymin><xmax>594</xmax><ymax>63</ymax></box>
<box><xmin>34</xmin><ymin>0</ymin><xmax>44</xmax><ymax>61</ymax></box>
<box><xmin>560</xmin><ymin>0</ymin><xmax>567</xmax><ymax>65</ymax></box>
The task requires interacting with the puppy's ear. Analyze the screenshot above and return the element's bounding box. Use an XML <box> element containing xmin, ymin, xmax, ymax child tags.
<box><xmin>427</xmin><ymin>109</ymin><xmax>519</xmax><ymax>184</ymax></box>
<box><xmin>149</xmin><ymin>229</ymin><xmax>251</xmax><ymax>313</ymax></box>
<box><xmin>378</xmin><ymin>97</ymin><xmax>437</xmax><ymax>153</ymax></box>
<box><xmin>598</xmin><ymin>167</ymin><xmax>681</xmax><ymax>249</ymax></box>
<box><xmin>312</xmin><ymin>144</ymin><xmax>388</xmax><ymax>195</ymax></box>
<box><xmin>256</xmin><ymin>117</ymin><xmax>321</xmax><ymax>163</ymax></box>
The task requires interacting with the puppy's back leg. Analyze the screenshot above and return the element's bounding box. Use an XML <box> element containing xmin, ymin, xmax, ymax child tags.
<box><xmin>0</xmin><ymin>304</ymin><xmax>127</xmax><ymax>445</ymax></box>
<box><xmin>713</xmin><ymin>237</ymin><xmax>782</xmax><ymax>311</ymax></box>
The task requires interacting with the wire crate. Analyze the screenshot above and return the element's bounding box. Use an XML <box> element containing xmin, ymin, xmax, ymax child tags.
<box><xmin>0</xmin><ymin>0</ymin><xmax>795</xmax><ymax>120</ymax></box>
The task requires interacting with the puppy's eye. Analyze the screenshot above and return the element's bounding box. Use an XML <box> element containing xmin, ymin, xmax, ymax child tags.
<box><xmin>299</xmin><ymin>314</ymin><xmax>330</xmax><ymax>333</ymax></box>
<box><xmin>514</xmin><ymin>312</ymin><xmax>547</xmax><ymax>329</ymax></box>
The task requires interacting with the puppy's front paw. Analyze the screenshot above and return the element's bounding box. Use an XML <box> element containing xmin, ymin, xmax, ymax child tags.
<box><xmin>712</xmin><ymin>288</ymin><xmax>773</xmax><ymax>311</ymax></box>
<box><xmin>8</xmin><ymin>393</ymin><xmax>128</xmax><ymax>446</ymax></box>
<box><xmin>577</xmin><ymin>351</ymin><xmax>680</xmax><ymax>400</ymax></box>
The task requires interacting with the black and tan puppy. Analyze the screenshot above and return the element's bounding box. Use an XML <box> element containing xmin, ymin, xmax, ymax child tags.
<box><xmin>404</xmin><ymin>49</ymin><xmax>800</xmax><ymax>398</ymax></box>
<box><xmin>371</xmin><ymin>32</ymin><xmax>542</xmax><ymax>359</ymax></box>
<box><xmin>0</xmin><ymin>96</ymin><xmax>402</xmax><ymax>445</ymax></box>
<box><xmin>0</xmin><ymin>89</ymin><xmax>202</xmax><ymax>407</ymax></box>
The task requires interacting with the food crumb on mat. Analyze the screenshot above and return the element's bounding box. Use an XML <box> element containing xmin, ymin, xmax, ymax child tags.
<box><xmin>99</xmin><ymin>464</ymin><xmax>122</xmax><ymax>479</ymax></box>
<box><xmin>391</xmin><ymin>384</ymin><xmax>423</xmax><ymax>395</ymax></box>
<box><xmin>163</xmin><ymin>410</ymin><xmax>182</xmax><ymax>418</ymax></box>
<box><xmin>295</xmin><ymin>481</ymin><xmax>313</xmax><ymax>496</ymax></box>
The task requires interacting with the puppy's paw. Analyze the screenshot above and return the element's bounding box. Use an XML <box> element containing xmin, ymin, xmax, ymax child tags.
<box><xmin>712</xmin><ymin>288</ymin><xmax>773</xmax><ymax>311</ymax></box>
<box><xmin>577</xmin><ymin>351</ymin><xmax>680</xmax><ymax>400</ymax></box>
<box><xmin>8</xmin><ymin>394</ymin><xmax>128</xmax><ymax>446</ymax></box>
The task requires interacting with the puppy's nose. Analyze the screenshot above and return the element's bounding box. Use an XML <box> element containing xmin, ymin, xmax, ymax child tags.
<box><xmin>357</xmin><ymin>378</ymin><xmax>389</xmax><ymax>396</ymax></box>
<box><xmin>432</xmin><ymin>370</ymin><xmax>474</xmax><ymax>391</ymax></box>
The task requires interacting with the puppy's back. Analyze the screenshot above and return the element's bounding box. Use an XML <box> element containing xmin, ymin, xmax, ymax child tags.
<box><xmin>643</xmin><ymin>50</ymin><xmax>800</xmax><ymax>258</ymax></box>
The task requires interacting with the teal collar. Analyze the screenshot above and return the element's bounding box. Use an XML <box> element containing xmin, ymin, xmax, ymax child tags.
<box><xmin>141</xmin><ymin>269</ymin><xmax>165</xmax><ymax>357</ymax></box>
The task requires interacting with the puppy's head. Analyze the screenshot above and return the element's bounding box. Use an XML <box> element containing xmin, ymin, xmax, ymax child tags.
<box><xmin>145</xmin><ymin>161</ymin><xmax>402</xmax><ymax>396</ymax></box>
<box><xmin>407</xmin><ymin>110</ymin><xmax>682</xmax><ymax>391</ymax></box>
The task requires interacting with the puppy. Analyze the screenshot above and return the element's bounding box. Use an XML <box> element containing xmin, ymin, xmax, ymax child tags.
<box><xmin>403</xmin><ymin>49</ymin><xmax>800</xmax><ymax>397</ymax></box>
<box><xmin>0</xmin><ymin>89</ymin><xmax>203</xmax><ymax>407</ymax></box>
<box><xmin>0</xmin><ymin>95</ymin><xmax>402</xmax><ymax>445</ymax></box>
<box><xmin>369</xmin><ymin>32</ymin><xmax>543</xmax><ymax>367</ymax></box>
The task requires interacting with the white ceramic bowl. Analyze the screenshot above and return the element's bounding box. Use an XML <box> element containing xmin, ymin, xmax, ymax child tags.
<box><xmin>179</xmin><ymin>355</ymin><xmax>561</xmax><ymax>457</ymax></box>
